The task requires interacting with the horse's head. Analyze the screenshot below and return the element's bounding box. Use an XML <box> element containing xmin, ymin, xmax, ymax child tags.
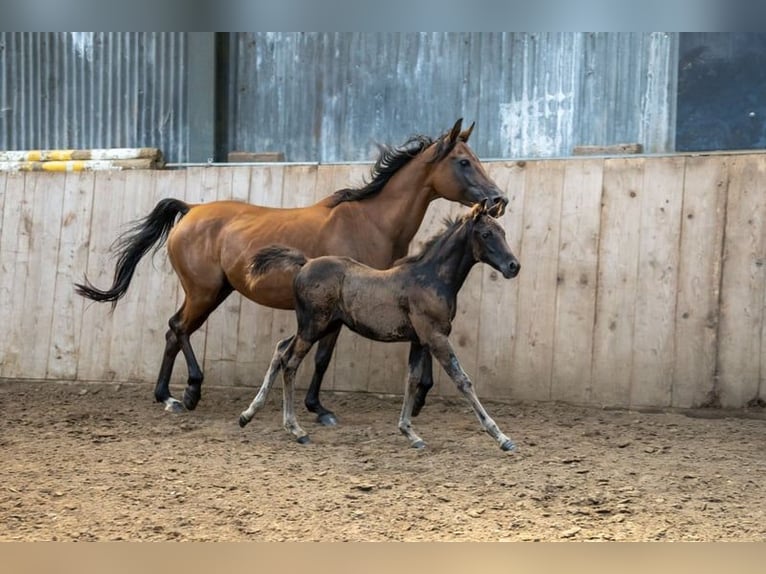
<box><xmin>427</xmin><ymin>118</ymin><xmax>508</xmax><ymax>216</ymax></box>
<box><xmin>467</xmin><ymin>201</ymin><xmax>520</xmax><ymax>279</ymax></box>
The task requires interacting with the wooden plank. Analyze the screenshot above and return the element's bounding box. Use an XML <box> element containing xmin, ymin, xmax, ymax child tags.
<box><xmin>268</xmin><ymin>164</ymin><xmax>320</xmax><ymax>392</ymax></box>
<box><xmin>106</xmin><ymin>171</ymin><xmax>158</xmax><ymax>383</ymax></box>
<box><xmin>629</xmin><ymin>156</ymin><xmax>685</xmax><ymax>408</ymax></box>
<box><xmin>47</xmin><ymin>172</ymin><xmax>96</xmax><ymax>380</ymax></box>
<box><xmin>323</xmin><ymin>164</ymin><xmax>374</xmax><ymax>394</ymax></box>
<box><xmin>0</xmin><ymin>174</ymin><xmax>27</xmax><ymax>378</ymax></box>
<box><xmin>476</xmin><ymin>161</ymin><xmax>527</xmax><ymax>402</ymax></box>
<box><xmin>591</xmin><ymin>157</ymin><xmax>645</xmax><ymax>407</ymax></box>
<box><xmin>673</xmin><ymin>156</ymin><xmax>728</xmax><ymax>408</ymax></box>
<box><xmin>173</xmin><ymin>168</ymin><xmax>211</xmax><ymax>387</ymax></box>
<box><xmin>717</xmin><ymin>155</ymin><xmax>766</xmax><ymax>407</ymax></box>
<box><xmin>17</xmin><ymin>174</ymin><xmax>66</xmax><ymax>379</ymax></box>
<box><xmin>134</xmin><ymin>170</ymin><xmax>188</xmax><ymax>393</ymax></box>
<box><xmin>76</xmin><ymin>171</ymin><xmax>128</xmax><ymax>381</ymax></box>
<box><xmin>234</xmin><ymin>165</ymin><xmax>284</xmax><ymax>388</ymax></box>
<box><xmin>192</xmin><ymin>168</ymin><xmax>233</xmax><ymax>388</ymax></box>
<box><xmin>510</xmin><ymin>160</ymin><xmax>565</xmax><ymax>402</ymax></box>
<box><xmin>203</xmin><ymin>167</ymin><xmax>248</xmax><ymax>388</ymax></box>
<box><xmin>550</xmin><ymin>158</ymin><xmax>604</xmax><ymax>405</ymax></box>
<box><xmin>406</xmin><ymin>182</ymin><xmax>455</xmax><ymax>397</ymax></box>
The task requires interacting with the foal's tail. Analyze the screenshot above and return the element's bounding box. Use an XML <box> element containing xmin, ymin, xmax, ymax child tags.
<box><xmin>249</xmin><ymin>245</ymin><xmax>308</xmax><ymax>278</ymax></box>
<box><xmin>75</xmin><ymin>198</ymin><xmax>190</xmax><ymax>306</ymax></box>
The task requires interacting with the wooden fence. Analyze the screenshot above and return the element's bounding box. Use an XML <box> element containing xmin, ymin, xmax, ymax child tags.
<box><xmin>1</xmin><ymin>153</ymin><xmax>765</xmax><ymax>409</ymax></box>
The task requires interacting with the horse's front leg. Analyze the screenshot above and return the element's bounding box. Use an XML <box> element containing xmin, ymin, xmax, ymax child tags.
<box><xmin>304</xmin><ymin>327</ymin><xmax>341</xmax><ymax>426</ymax></box>
<box><xmin>239</xmin><ymin>336</ymin><xmax>294</xmax><ymax>427</ymax></box>
<box><xmin>430</xmin><ymin>334</ymin><xmax>515</xmax><ymax>452</ymax></box>
<box><xmin>398</xmin><ymin>342</ymin><xmax>428</xmax><ymax>448</ymax></box>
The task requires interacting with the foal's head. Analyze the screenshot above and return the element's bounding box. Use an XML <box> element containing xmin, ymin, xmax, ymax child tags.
<box><xmin>466</xmin><ymin>201</ymin><xmax>520</xmax><ymax>279</ymax></box>
<box><xmin>427</xmin><ymin>118</ymin><xmax>509</xmax><ymax>215</ymax></box>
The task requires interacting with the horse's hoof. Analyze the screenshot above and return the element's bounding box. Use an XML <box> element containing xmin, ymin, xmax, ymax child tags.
<box><xmin>238</xmin><ymin>414</ymin><xmax>250</xmax><ymax>428</ymax></box>
<box><xmin>163</xmin><ymin>399</ymin><xmax>185</xmax><ymax>414</ymax></box>
<box><xmin>183</xmin><ymin>387</ymin><xmax>201</xmax><ymax>411</ymax></box>
<box><xmin>317</xmin><ymin>413</ymin><xmax>338</xmax><ymax>427</ymax></box>
<box><xmin>412</xmin><ymin>440</ymin><xmax>426</xmax><ymax>449</ymax></box>
<box><xmin>411</xmin><ymin>403</ymin><xmax>423</xmax><ymax>418</ymax></box>
<box><xmin>297</xmin><ymin>435</ymin><xmax>311</xmax><ymax>445</ymax></box>
<box><xmin>500</xmin><ymin>439</ymin><xmax>516</xmax><ymax>452</ymax></box>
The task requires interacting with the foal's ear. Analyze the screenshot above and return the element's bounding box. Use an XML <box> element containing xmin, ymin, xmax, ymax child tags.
<box><xmin>447</xmin><ymin>118</ymin><xmax>464</xmax><ymax>144</ymax></box>
<box><xmin>471</xmin><ymin>199</ymin><xmax>488</xmax><ymax>220</ymax></box>
<box><xmin>459</xmin><ymin>121</ymin><xmax>475</xmax><ymax>142</ymax></box>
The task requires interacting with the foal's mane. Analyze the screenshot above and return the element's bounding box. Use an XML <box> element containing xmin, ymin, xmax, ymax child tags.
<box><xmin>327</xmin><ymin>128</ymin><xmax>457</xmax><ymax>207</ymax></box>
<box><xmin>393</xmin><ymin>213</ymin><xmax>468</xmax><ymax>266</ymax></box>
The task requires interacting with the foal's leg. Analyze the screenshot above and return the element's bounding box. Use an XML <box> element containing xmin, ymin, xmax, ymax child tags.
<box><xmin>398</xmin><ymin>342</ymin><xmax>428</xmax><ymax>449</ymax></box>
<box><xmin>304</xmin><ymin>327</ymin><xmax>341</xmax><ymax>426</ymax></box>
<box><xmin>430</xmin><ymin>335</ymin><xmax>515</xmax><ymax>452</ymax></box>
<box><xmin>411</xmin><ymin>350</ymin><xmax>433</xmax><ymax>417</ymax></box>
<box><xmin>282</xmin><ymin>336</ymin><xmax>314</xmax><ymax>444</ymax></box>
<box><xmin>238</xmin><ymin>336</ymin><xmax>294</xmax><ymax>427</ymax></box>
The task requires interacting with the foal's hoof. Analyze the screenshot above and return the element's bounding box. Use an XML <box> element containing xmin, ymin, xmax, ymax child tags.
<box><xmin>238</xmin><ymin>414</ymin><xmax>251</xmax><ymax>428</ymax></box>
<box><xmin>500</xmin><ymin>439</ymin><xmax>516</xmax><ymax>452</ymax></box>
<box><xmin>411</xmin><ymin>440</ymin><xmax>426</xmax><ymax>449</ymax></box>
<box><xmin>163</xmin><ymin>398</ymin><xmax>185</xmax><ymax>413</ymax></box>
<box><xmin>296</xmin><ymin>435</ymin><xmax>311</xmax><ymax>445</ymax></box>
<box><xmin>316</xmin><ymin>413</ymin><xmax>338</xmax><ymax>427</ymax></box>
<box><xmin>182</xmin><ymin>386</ymin><xmax>201</xmax><ymax>411</ymax></box>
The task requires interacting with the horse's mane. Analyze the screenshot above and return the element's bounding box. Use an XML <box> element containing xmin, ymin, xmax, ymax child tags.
<box><xmin>326</xmin><ymin>128</ymin><xmax>456</xmax><ymax>207</ymax></box>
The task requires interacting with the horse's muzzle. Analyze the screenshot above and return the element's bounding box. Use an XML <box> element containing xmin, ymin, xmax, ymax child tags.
<box><xmin>490</xmin><ymin>194</ymin><xmax>509</xmax><ymax>217</ymax></box>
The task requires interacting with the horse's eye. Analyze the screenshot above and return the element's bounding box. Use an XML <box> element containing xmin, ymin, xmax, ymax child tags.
<box><xmin>459</xmin><ymin>159</ymin><xmax>470</xmax><ymax>168</ymax></box>
<box><xmin>481</xmin><ymin>231</ymin><xmax>491</xmax><ymax>239</ymax></box>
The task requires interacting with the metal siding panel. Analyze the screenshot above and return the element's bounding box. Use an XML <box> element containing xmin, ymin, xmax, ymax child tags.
<box><xmin>0</xmin><ymin>32</ymin><xmax>189</xmax><ymax>162</ymax></box>
<box><xmin>1</xmin><ymin>33</ymin><xmax>678</xmax><ymax>163</ymax></box>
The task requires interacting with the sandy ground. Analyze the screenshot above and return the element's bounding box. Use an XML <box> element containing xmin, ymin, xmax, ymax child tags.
<box><xmin>1</xmin><ymin>378</ymin><xmax>764</xmax><ymax>541</ymax></box>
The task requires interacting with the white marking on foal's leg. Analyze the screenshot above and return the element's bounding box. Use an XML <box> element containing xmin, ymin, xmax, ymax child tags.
<box><xmin>238</xmin><ymin>338</ymin><xmax>288</xmax><ymax>427</ymax></box>
<box><xmin>281</xmin><ymin>337</ymin><xmax>312</xmax><ymax>443</ymax></box>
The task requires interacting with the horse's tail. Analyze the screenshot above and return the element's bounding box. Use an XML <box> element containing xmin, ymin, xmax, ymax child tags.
<box><xmin>249</xmin><ymin>245</ymin><xmax>308</xmax><ymax>278</ymax></box>
<box><xmin>75</xmin><ymin>197</ymin><xmax>190</xmax><ymax>306</ymax></box>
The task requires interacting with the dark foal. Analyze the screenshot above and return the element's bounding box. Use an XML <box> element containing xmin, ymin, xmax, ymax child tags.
<box><xmin>238</xmin><ymin>201</ymin><xmax>521</xmax><ymax>451</ymax></box>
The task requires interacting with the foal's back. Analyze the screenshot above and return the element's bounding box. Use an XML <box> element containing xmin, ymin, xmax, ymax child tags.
<box><xmin>295</xmin><ymin>256</ymin><xmax>417</xmax><ymax>343</ymax></box>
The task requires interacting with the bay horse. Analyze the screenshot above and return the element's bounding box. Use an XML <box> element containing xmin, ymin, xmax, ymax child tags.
<box><xmin>238</xmin><ymin>200</ymin><xmax>520</xmax><ymax>451</ymax></box>
<box><xmin>75</xmin><ymin>119</ymin><xmax>508</xmax><ymax>422</ymax></box>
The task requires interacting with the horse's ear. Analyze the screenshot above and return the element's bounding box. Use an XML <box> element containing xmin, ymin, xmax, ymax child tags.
<box><xmin>447</xmin><ymin>118</ymin><xmax>463</xmax><ymax>145</ymax></box>
<box><xmin>459</xmin><ymin>121</ymin><xmax>475</xmax><ymax>142</ymax></box>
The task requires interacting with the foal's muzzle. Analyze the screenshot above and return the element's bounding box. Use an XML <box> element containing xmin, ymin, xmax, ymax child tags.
<box><xmin>502</xmin><ymin>259</ymin><xmax>521</xmax><ymax>279</ymax></box>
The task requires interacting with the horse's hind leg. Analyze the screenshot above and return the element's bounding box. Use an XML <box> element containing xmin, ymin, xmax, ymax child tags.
<box><xmin>304</xmin><ymin>327</ymin><xmax>341</xmax><ymax>426</ymax></box>
<box><xmin>154</xmin><ymin>282</ymin><xmax>233</xmax><ymax>412</ymax></box>
<box><xmin>239</xmin><ymin>335</ymin><xmax>294</xmax><ymax>427</ymax></box>
<box><xmin>154</xmin><ymin>310</ymin><xmax>185</xmax><ymax>412</ymax></box>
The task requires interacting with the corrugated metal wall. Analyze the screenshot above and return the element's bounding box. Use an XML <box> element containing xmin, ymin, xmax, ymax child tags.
<box><xmin>0</xmin><ymin>32</ymin><xmax>188</xmax><ymax>161</ymax></box>
<box><xmin>227</xmin><ymin>32</ymin><xmax>678</xmax><ymax>162</ymax></box>
<box><xmin>1</xmin><ymin>32</ymin><xmax>677</xmax><ymax>163</ymax></box>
